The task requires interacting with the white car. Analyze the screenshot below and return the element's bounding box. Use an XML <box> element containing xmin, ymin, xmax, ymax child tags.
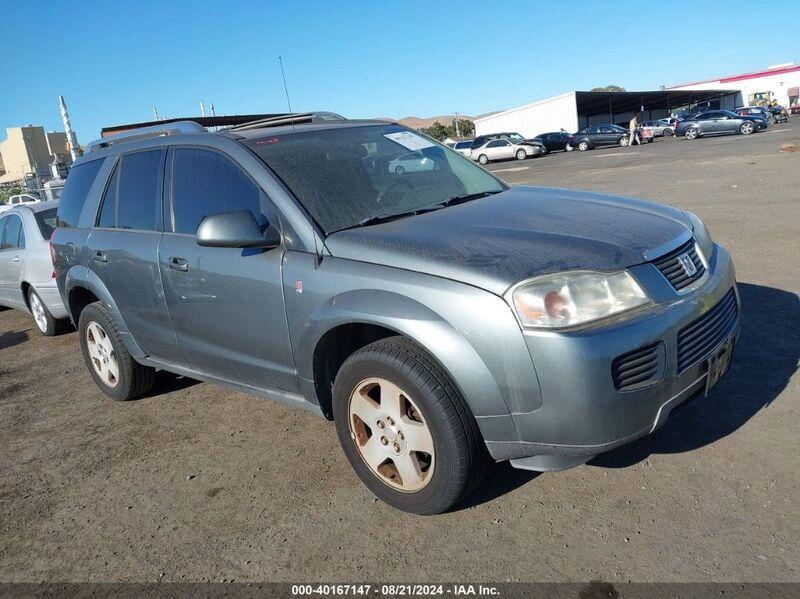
<box><xmin>451</xmin><ymin>140</ymin><xmax>474</xmax><ymax>157</ymax></box>
<box><xmin>388</xmin><ymin>151</ymin><xmax>440</xmax><ymax>174</ymax></box>
<box><xmin>470</xmin><ymin>138</ymin><xmax>543</xmax><ymax>165</ymax></box>
<box><xmin>0</xmin><ymin>194</ymin><xmax>42</xmax><ymax>214</ymax></box>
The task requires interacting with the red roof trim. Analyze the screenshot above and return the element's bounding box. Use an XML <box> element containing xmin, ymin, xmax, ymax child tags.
<box><xmin>668</xmin><ymin>64</ymin><xmax>800</xmax><ymax>89</ymax></box>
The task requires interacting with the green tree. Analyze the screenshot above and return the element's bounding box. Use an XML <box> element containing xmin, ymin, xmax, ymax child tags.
<box><xmin>590</xmin><ymin>85</ymin><xmax>626</xmax><ymax>92</ymax></box>
<box><xmin>420</xmin><ymin>121</ymin><xmax>448</xmax><ymax>141</ymax></box>
<box><xmin>0</xmin><ymin>186</ymin><xmax>24</xmax><ymax>204</ymax></box>
<box><xmin>445</xmin><ymin>118</ymin><xmax>475</xmax><ymax>139</ymax></box>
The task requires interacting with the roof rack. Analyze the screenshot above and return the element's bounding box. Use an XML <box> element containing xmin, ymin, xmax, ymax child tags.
<box><xmin>86</xmin><ymin>121</ymin><xmax>206</xmax><ymax>153</ymax></box>
<box><xmin>230</xmin><ymin>111</ymin><xmax>347</xmax><ymax>131</ymax></box>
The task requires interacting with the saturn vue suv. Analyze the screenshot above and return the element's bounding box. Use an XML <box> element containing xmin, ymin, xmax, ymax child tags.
<box><xmin>52</xmin><ymin>113</ymin><xmax>739</xmax><ymax>515</ymax></box>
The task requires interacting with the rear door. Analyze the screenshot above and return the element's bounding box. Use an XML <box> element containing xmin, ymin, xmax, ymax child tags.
<box><xmin>88</xmin><ymin>148</ymin><xmax>183</xmax><ymax>363</ymax></box>
<box><xmin>158</xmin><ymin>146</ymin><xmax>297</xmax><ymax>392</ymax></box>
<box><xmin>0</xmin><ymin>214</ymin><xmax>26</xmax><ymax>307</ymax></box>
<box><xmin>0</xmin><ymin>216</ymin><xmax>9</xmax><ymax>303</ymax></box>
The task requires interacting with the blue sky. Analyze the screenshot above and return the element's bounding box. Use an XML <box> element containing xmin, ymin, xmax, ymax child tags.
<box><xmin>2</xmin><ymin>0</ymin><xmax>798</xmax><ymax>143</ymax></box>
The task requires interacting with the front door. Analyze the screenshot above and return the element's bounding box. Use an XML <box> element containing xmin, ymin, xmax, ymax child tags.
<box><xmin>159</xmin><ymin>147</ymin><xmax>297</xmax><ymax>392</ymax></box>
<box><xmin>88</xmin><ymin>148</ymin><xmax>183</xmax><ymax>363</ymax></box>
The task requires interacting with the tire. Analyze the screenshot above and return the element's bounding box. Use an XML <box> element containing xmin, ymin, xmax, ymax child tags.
<box><xmin>515</xmin><ymin>149</ymin><xmax>527</xmax><ymax>160</ymax></box>
<box><xmin>619</xmin><ymin>135</ymin><xmax>630</xmax><ymax>147</ymax></box>
<box><xmin>577</xmin><ymin>140</ymin><xmax>590</xmax><ymax>151</ymax></box>
<box><xmin>565</xmin><ymin>144</ymin><xmax>574</xmax><ymax>152</ymax></box>
<box><xmin>333</xmin><ymin>336</ymin><xmax>489</xmax><ymax>515</ymax></box>
<box><xmin>663</xmin><ymin>128</ymin><xmax>674</xmax><ymax>137</ymax></box>
<box><xmin>394</xmin><ymin>166</ymin><xmax>405</xmax><ymax>175</ymax></box>
<box><xmin>685</xmin><ymin>127</ymin><xmax>699</xmax><ymax>140</ymax></box>
<box><xmin>739</xmin><ymin>122</ymin><xmax>755</xmax><ymax>135</ymax></box>
<box><xmin>78</xmin><ymin>301</ymin><xmax>155</xmax><ymax>401</ymax></box>
<box><xmin>478</xmin><ymin>154</ymin><xmax>489</xmax><ymax>165</ymax></box>
<box><xmin>27</xmin><ymin>287</ymin><xmax>65</xmax><ymax>336</ymax></box>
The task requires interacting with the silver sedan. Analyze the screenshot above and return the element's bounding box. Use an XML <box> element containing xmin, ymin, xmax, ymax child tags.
<box><xmin>470</xmin><ymin>138</ymin><xmax>543</xmax><ymax>164</ymax></box>
<box><xmin>0</xmin><ymin>200</ymin><xmax>69</xmax><ymax>335</ymax></box>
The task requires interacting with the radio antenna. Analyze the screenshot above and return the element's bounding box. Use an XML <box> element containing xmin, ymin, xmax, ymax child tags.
<box><xmin>278</xmin><ymin>56</ymin><xmax>295</xmax><ymax>131</ymax></box>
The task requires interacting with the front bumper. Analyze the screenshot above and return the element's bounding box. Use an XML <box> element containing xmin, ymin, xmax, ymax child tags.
<box><xmin>488</xmin><ymin>243</ymin><xmax>738</xmax><ymax>465</ymax></box>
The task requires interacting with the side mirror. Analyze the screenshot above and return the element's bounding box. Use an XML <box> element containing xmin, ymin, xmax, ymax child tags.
<box><xmin>196</xmin><ymin>209</ymin><xmax>280</xmax><ymax>249</ymax></box>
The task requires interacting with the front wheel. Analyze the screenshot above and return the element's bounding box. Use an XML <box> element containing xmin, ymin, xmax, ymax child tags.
<box><xmin>619</xmin><ymin>135</ymin><xmax>630</xmax><ymax>147</ymax></box>
<box><xmin>78</xmin><ymin>302</ymin><xmax>155</xmax><ymax>401</ymax></box>
<box><xmin>515</xmin><ymin>149</ymin><xmax>527</xmax><ymax>160</ymax></box>
<box><xmin>478</xmin><ymin>154</ymin><xmax>489</xmax><ymax>165</ymax></box>
<box><xmin>333</xmin><ymin>337</ymin><xmax>489</xmax><ymax>515</ymax></box>
<box><xmin>565</xmin><ymin>144</ymin><xmax>574</xmax><ymax>152</ymax></box>
<box><xmin>740</xmin><ymin>122</ymin><xmax>755</xmax><ymax>135</ymax></box>
<box><xmin>394</xmin><ymin>166</ymin><xmax>405</xmax><ymax>175</ymax></box>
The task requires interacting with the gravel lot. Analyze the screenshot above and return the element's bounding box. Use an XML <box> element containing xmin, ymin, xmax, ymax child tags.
<box><xmin>1</xmin><ymin>120</ymin><xmax>798</xmax><ymax>584</ymax></box>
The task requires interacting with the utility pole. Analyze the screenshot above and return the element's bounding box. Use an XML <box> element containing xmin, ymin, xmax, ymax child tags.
<box><xmin>455</xmin><ymin>111</ymin><xmax>460</xmax><ymax>137</ymax></box>
<box><xmin>200</xmin><ymin>101</ymin><xmax>206</xmax><ymax>117</ymax></box>
<box><xmin>153</xmin><ymin>106</ymin><xmax>162</xmax><ymax>120</ymax></box>
<box><xmin>210</xmin><ymin>102</ymin><xmax>216</xmax><ymax>117</ymax></box>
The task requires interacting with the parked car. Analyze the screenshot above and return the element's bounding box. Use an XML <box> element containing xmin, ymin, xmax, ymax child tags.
<box><xmin>470</xmin><ymin>137</ymin><xmax>544</xmax><ymax>164</ymax></box>
<box><xmin>790</xmin><ymin>103</ymin><xmax>800</xmax><ymax>115</ymax></box>
<box><xmin>676</xmin><ymin>110</ymin><xmax>767</xmax><ymax>140</ymax></box>
<box><xmin>52</xmin><ymin>116</ymin><xmax>738</xmax><ymax>515</ymax></box>
<box><xmin>642</xmin><ymin>120</ymin><xmax>675</xmax><ymax>137</ymax></box>
<box><xmin>451</xmin><ymin>140</ymin><xmax>475</xmax><ymax>157</ymax></box>
<box><xmin>389</xmin><ymin>151</ymin><xmax>440</xmax><ymax>174</ymax></box>
<box><xmin>530</xmin><ymin>131</ymin><xmax>571</xmax><ymax>152</ymax></box>
<box><xmin>0</xmin><ymin>193</ymin><xmax>41</xmax><ymax>214</ymax></box>
<box><xmin>568</xmin><ymin>124</ymin><xmax>631</xmax><ymax>151</ymax></box>
<box><xmin>0</xmin><ymin>201</ymin><xmax>70</xmax><ymax>335</ymax></box>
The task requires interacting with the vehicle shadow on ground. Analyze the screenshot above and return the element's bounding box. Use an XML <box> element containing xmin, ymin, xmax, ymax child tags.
<box><xmin>138</xmin><ymin>370</ymin><xmax>200</xmax><ymax>399</ymax></box>
<box><xmin>591</xmin><ymin>282</ymin><xmax>799</xmax><ymax>469</ymax></box>
<box><xmin>0</xmin><ymin>329</ymin><xmax>29</xmax><ymax>350</ymax></box>
<box><xmin>454</xmin><ymin>462</ymin><xmax>540</xmax><ymax>511</ymax></box>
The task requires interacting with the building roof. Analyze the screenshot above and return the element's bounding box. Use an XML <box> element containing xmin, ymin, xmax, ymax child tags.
<box><xmin>667</xmin><ymin>64</ymin><xmax>800</xmax><ymax>89</ymax></box>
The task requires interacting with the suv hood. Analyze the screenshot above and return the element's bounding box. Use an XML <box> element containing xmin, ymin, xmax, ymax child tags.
<box><xmin>324</xmin><ymin>186</ymin><xmax>692</xmax><ymax>296</ymax></box>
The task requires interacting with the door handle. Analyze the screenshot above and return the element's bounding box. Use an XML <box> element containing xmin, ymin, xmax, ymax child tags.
<box><xmin>94</xmin><ymin>250</ymin><xmax>108</xmax><ymax>263</ymax></box>
<box><xmin>168</xmin><ymin>256</ymin><xmax>188</xmax><ymax>272</ymax></box>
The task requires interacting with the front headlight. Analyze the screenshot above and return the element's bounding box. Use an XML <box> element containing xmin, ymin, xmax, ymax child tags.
<box><xmin>683</xmin><ymin>211</ymin><xmax>713</xmax><ymax>260</ymax></box>
<box><xmin>508</xmin><ymin>270</ymin><xmax>650</xmax><ymax>330</ymax></box>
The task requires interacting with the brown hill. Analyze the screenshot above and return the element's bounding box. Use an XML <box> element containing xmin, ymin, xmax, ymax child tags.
<box><xmin>373</xmin><ymin>112</ymin><xmax>499</xmax><ymax>130</ymax></box>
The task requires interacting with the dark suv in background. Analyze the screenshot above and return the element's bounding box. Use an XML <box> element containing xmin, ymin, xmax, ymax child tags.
<box><xmin>52</xmin><ymin>113</ymin><xmax>739</xmax><ymax>514</ymax></box>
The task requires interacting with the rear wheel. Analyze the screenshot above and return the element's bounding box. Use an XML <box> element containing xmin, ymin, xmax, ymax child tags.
<box><xmin>478</xmin><ymin>154</ymin><xmax>489</xmax><ymax>165</ymax></box>
<box><xmin>740</xmin><ymin>122</ymin><xmax>755</xmax><ymax>135</ymax></box>
<box><xmin>394</xmin><ymin>166</ymin><xmax>405</xmax><ymax>175</ymax></box>
<box><xmin>663</xmin><ymin>128</ymin><xmax>674</xmax><ymax>137</ymax></box>
<box><xmin>685</xmin><ymin>127</ymin><xmax>699</xmax><ymax>140</ymax></box>
<box><xmin>78</xmin><ymin>302</ymin><xmax>155</xmax><ymax>401</ymax></box>
<box><xmin>565</xmin><ymin>144</ymin><xmax>574</xmax><ymax>152</ymax></box>
<box><xmin>515</xmin><ymin>149</ymin><xmax>527</xmax><ymax>160</ymax></box>
<box><xmin>333</xmin><ymin>337</ymin><xmax>489</xmax><ymax>515</ymax></box>
<box><xmin>577</xmin><ymin>140</ymin><xmax>590</xmax><ymax>151</ymax></box>
<box><xmin>619</xmin><ymin>135</ymin><xmax>630</xmax><ymax>147</ymax></box>
<box><xmin>27</xmin><ymin>288</ymin><xmax>64</xmax><ymax>336</ymax></box>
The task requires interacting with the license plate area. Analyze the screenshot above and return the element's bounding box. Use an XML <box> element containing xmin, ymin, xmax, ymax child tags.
<box><xmin>705</xmin><ymin>336</ymin><xmax>735</xmax><ymax>395</ymax></box>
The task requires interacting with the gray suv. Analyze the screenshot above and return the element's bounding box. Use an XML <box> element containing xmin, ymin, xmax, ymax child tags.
<box><xmin>52</xmin><ymin>114</ymin><xmax>739</xmax><ymax>514</ymax></box>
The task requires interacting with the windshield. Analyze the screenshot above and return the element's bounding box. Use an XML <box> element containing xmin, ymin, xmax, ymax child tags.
<box><xmin>245</xmin><ymin>124</ymin><xmax>506</xmax><ymax>234</ymax></box>
<box><xmin>507</xmin><ymin>133</ymin><xmax>524</xmax><ymax>142</ymax></box>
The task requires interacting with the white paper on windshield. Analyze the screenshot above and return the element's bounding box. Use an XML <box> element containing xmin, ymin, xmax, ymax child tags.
<box><xmin>383</xmin><ymin>131</ymin><xmax>435</xmax><ymax>151</ymax></box>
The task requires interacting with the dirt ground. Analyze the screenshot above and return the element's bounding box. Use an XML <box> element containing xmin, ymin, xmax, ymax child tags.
<box><xmin>1</xmin><ymin>120</ymin><xmax>798</xmax><ymax>584</ymax></box>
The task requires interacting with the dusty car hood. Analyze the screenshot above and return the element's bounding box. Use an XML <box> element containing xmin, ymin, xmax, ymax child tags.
<box><xmin>324</xmin><ymin>185</ymin><xmax>692</xmax><ymax>296</ymax></box>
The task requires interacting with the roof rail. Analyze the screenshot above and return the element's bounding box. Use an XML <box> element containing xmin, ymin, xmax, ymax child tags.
<box><xmin>86</xmin><ymin>121</ymin><xmax>206</xmax><ymax>153</ymax></box>
<box><xmin>230</xmin><ymin>111</ymin><xmax>346</xmax><ymax>131</ymax></box>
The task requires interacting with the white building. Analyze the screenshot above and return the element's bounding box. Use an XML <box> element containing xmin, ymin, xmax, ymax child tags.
<box><xmin>668</xmin><ymin>63</ymin><xmax>800</xmax><ymax>109</ymax></box>
<box><xmin>474</xmin><ymin>89</ymin><xmax>737</xmax><ymax>138</ymax></box>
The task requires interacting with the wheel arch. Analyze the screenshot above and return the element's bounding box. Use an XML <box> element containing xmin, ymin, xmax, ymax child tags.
<box><xmin>300</xmin><ymin>290</ymin><xmax>515</xmax><ymax>431</ymax></box>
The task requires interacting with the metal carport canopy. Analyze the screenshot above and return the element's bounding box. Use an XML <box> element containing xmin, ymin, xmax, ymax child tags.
<box><xmin>574</xmin><ymin>89</ymin><xmax>737</xmax><ymax>117</ymax></box>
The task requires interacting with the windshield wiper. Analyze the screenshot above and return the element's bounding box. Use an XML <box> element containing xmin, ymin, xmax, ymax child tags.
<box><xmin>334</xmin><ymin>206</ymin><xmax>441</xmax><ymax>232</ymax></box>
<box><xmin>438</xmin><ymin>189</ymin><xmax>503</xmax><ymax>208</ymax></box>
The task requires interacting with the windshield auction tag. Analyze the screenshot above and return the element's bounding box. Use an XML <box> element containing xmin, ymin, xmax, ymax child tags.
<box><xmin>383</xmin><ymin>131</ymin><xmax>435</xmax><ymax>151</ymax></box>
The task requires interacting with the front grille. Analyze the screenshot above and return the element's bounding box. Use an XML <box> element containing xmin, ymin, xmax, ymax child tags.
<box><xmin>652</xmin><ymin>238</ymin><xmax>706</xmax><ymax>292</ymax></box>
<box><xmin>677</xmin><ymin>288</ymin><xmax>738</xmax><ymax>372</ymax></box>
<box><xmin>612</xmin><ymin>341</ymin><xmax>664</xmax><ymax>391</ymax></box>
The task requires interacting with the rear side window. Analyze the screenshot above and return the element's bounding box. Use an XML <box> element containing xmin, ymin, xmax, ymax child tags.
<box><xmin>97</xmin><ymin>150</ymin><xmax>164</xmax><ymax>231</ymax></box>
<box><xmin>34</xmin><ymin>208</ymin><xmax>59</xmax><ymax>240</ymax></box>
<box><xmin>170</xmin><ymin>148</ymin><xmax>264</xmax><ymax>235</ymax></box>
<box><xmin>57</xmin><ymin>158</ymin><xmax>104</xmax><ymax>228</ymax></box>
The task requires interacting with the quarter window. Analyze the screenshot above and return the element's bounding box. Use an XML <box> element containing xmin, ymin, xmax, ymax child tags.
<box><xmin>1</xmin><ymin>215</ymin><xmax>24</xmax><ymax>249</ymax></box>
<box><xmin>57</xmin><ymin>158</ymin><xmax>104</xmax><ymax>228</ymax></box>
<box><xmin>171</xmin><ymin>148</ymin><xmax>265</xmax><ymax>235</ymax></box>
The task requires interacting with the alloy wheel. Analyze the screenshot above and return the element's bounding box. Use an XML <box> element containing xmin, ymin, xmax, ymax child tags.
<box><xmin>86</xmin><ymin>321</ymin><xmax>120</xmax><ymax>388</ymax></box>
<box><xmin>30</xmin><ymin>293</ymin><xmax>48</xmax><ymax>333</ymax></box>
<box><xmin>348</xmin><ymin>377</ymin><xmax>435</xmax><ymax>492</ymax></box>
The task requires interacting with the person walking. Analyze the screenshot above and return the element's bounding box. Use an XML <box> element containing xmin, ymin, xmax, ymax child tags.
<box><xmin>629</xmin><ymin>113</ymin><xmax>641</xmax><ymax>146</ymax></box>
